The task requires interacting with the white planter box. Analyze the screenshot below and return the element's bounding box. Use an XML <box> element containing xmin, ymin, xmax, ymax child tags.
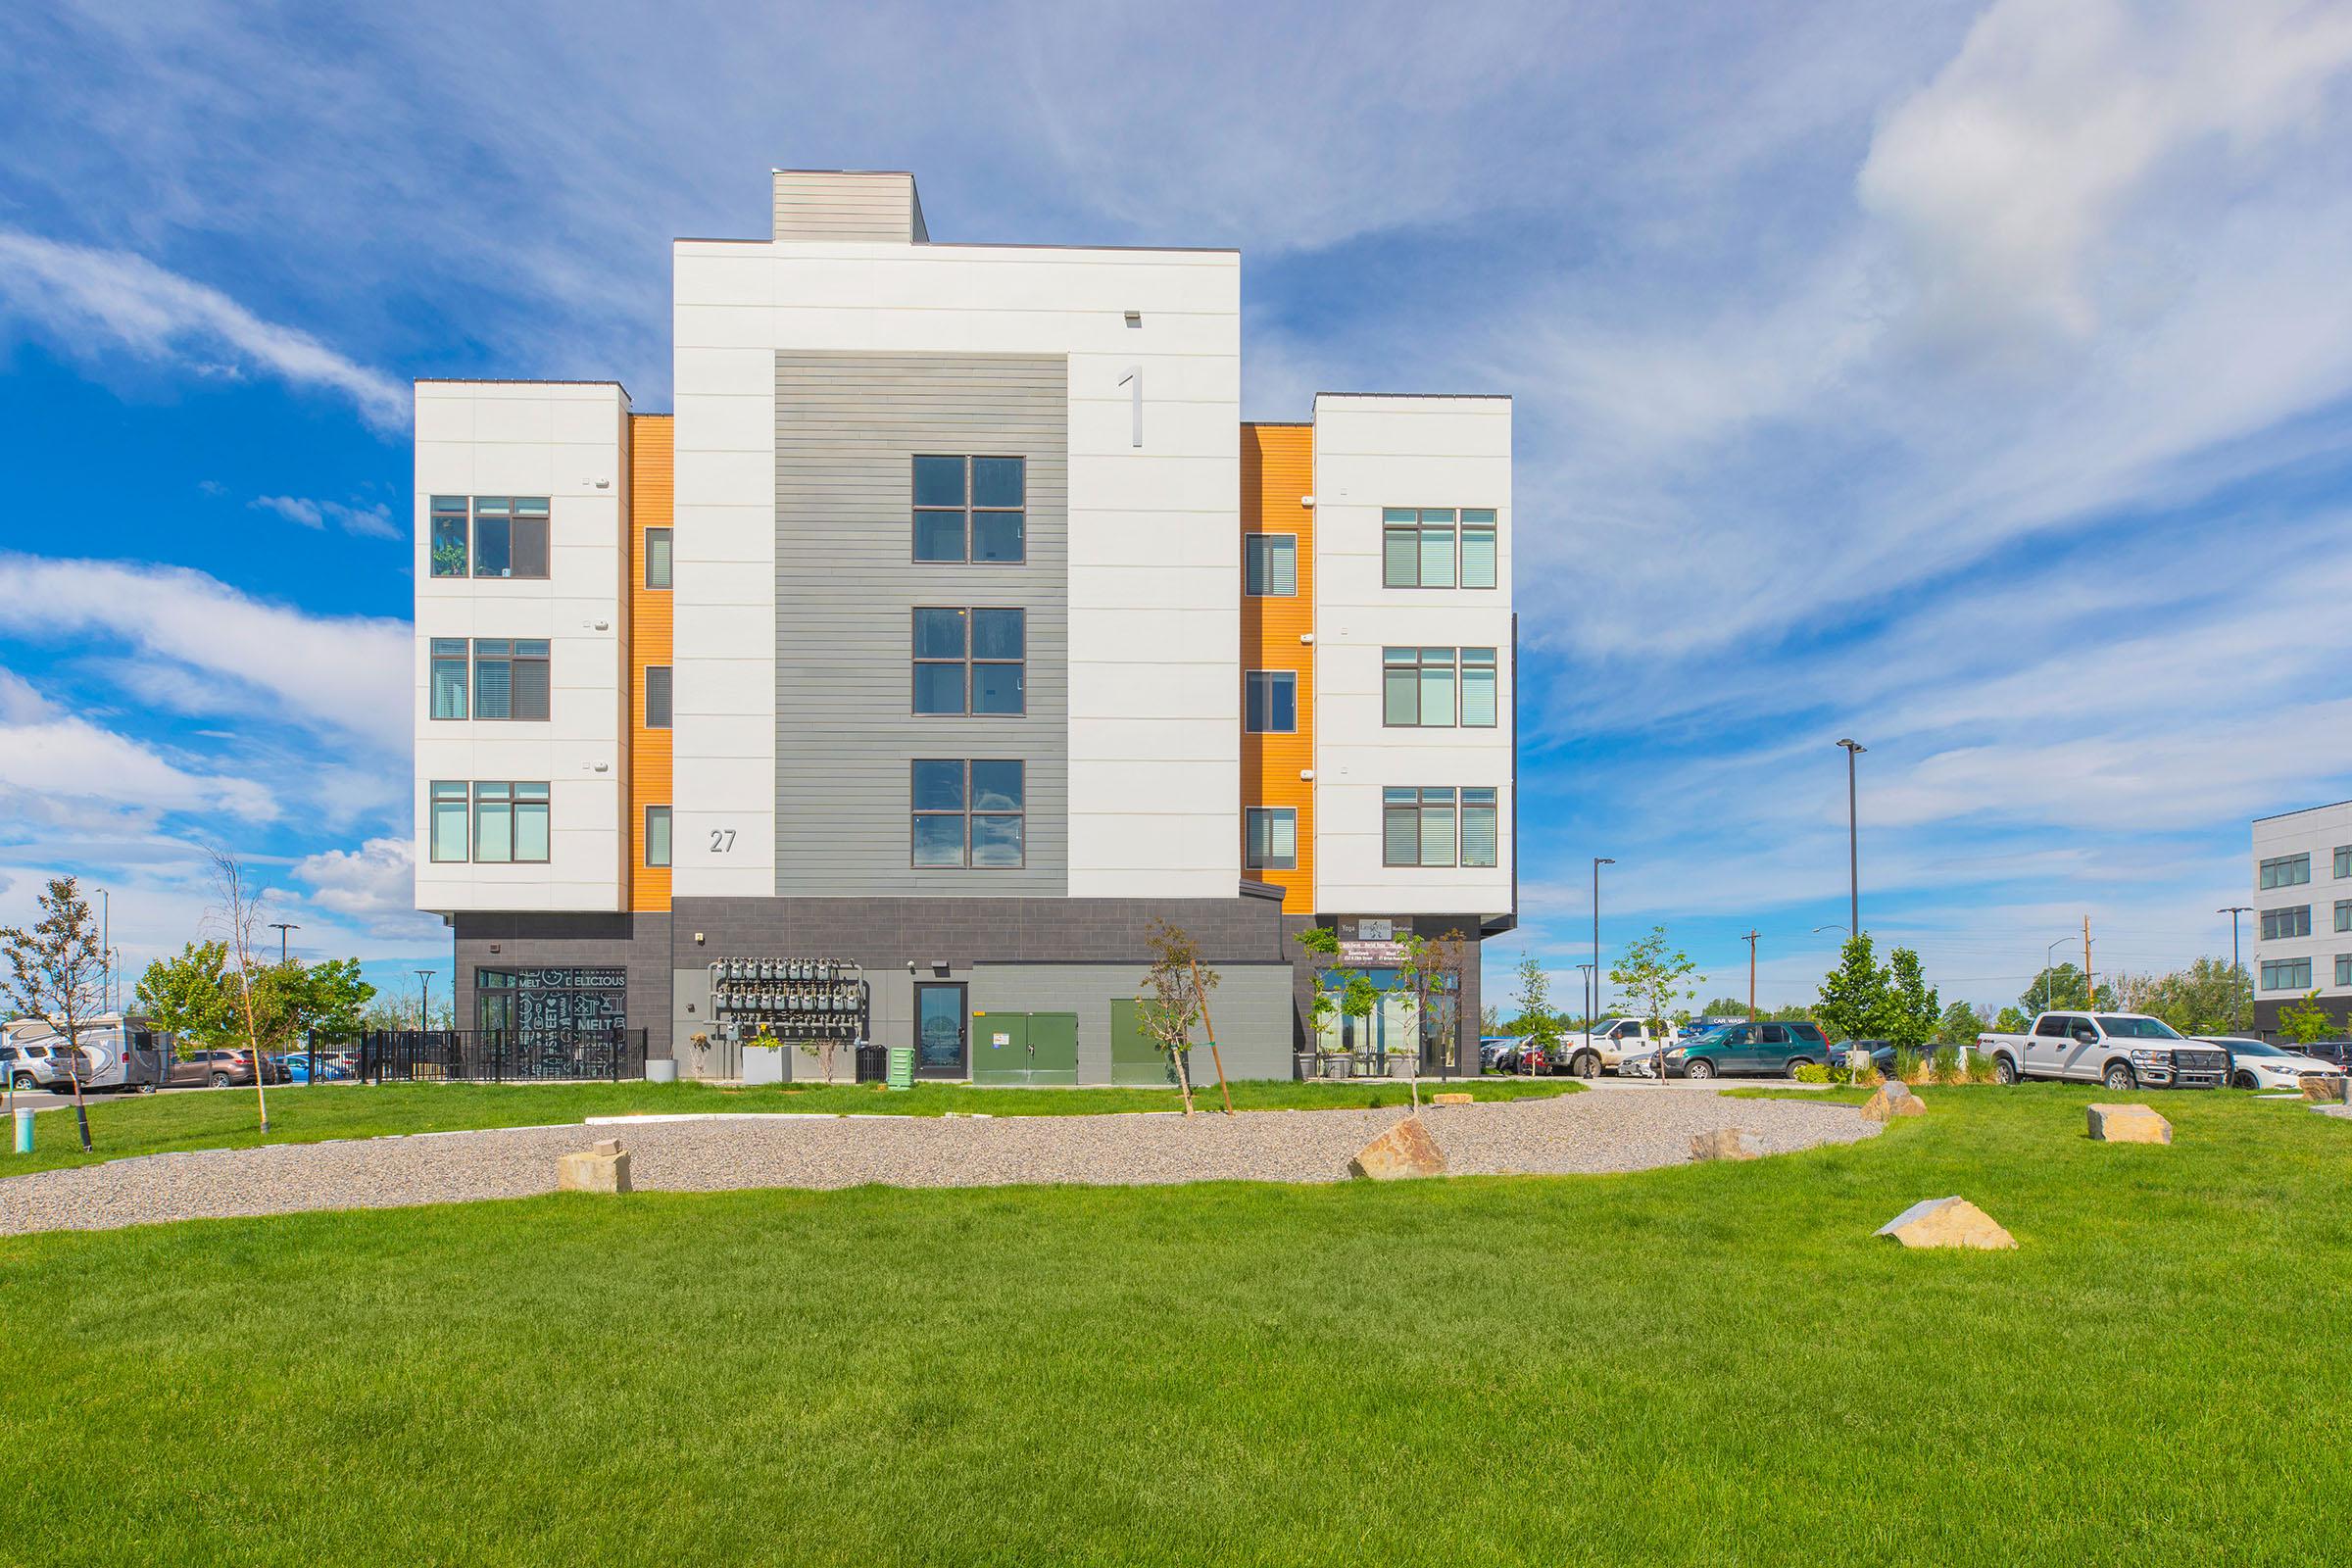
<box><xmin>742</xmin><ymin>1046</ymin><xmax>786</xmax><ymax>1086</ymax></box>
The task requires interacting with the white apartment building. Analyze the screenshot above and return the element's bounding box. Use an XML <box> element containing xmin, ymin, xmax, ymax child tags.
<box><xmin>2249</xmin><ymin>801</ymin><xmax>2352</xmax><ymax>1039</ymax></box>
<box><xmin>414</xmin><ymin>170</ymin><xmax>1515</xmax><ymax>1083</ymax></box>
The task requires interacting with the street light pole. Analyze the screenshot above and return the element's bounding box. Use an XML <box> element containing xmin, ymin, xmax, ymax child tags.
<box><xmin>2218</xmin><ymin>906</ymin><xmax>2251</xmax><ymax>1030</ymax></box>
<box><xmin>415</xmin><ymin>969</ymin><xmax>435</xmax><ymax>1031</ymax></box>
<box><xmin>1592</xmin><ymin>856</ymin><xmax>1614</xmax><ymax>1011</ymax></box>
<box><xmin>1574</xmin><ymin>962</ymin><xmax>1595</xmax><ymax>1030</ymax></box>
<box><xmin>269</xmin><ymin>922</ymin><xmax>300</xmax><ymax>965</ymax></box>
<box><xmin>1836</xmin><ymin>739</ymin><xmax>1865</xmax><ymax>937</ymax></box>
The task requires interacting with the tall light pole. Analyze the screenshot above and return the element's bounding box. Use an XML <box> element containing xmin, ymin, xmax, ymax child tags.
<box><xmin>416</xmin><ymin>969</ymin><xmax>436</xmax><ymax>1031</ymax></box>
<box><xmin>2219</xmin><ymin>906</ymin><xmax>2251</xmax><ymax>1030</ymax></box>
<box><xmin>1836</xmin><ymin>739</ymin><xmax>1865</xmax><ymax>938</ymax></box>
<box><xmin>269</xmin><ymin>922</ymin><xmax>300</xmax><ymax>965</ymax></box>
<box><xmin>97</xmin><ymin>888</ymin><xmax>111</xmax><ymax>1012</ymax></box>
<box><xmin>1574</xmin><ymin>961</ymin><xmax>1596</xmax><ymax>1029</ymax></box>
<box><xmin>2044</xmin><ymin>937</ymin><xmax>2071</xmax><ymax>1013</ymax></box>
<box><xmin>1592</xmin><ymin>857</ymin><xmax>1614</xmax><ymax>1015</ymax></box>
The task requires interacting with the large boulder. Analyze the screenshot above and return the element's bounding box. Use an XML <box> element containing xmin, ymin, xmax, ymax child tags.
<box><xmin>1860</xmin><ymin>1080</ymin><xmax>1927</xmax><ymax>1122</ymax></box>
<box><xmin>1876</xmin><ymin>1197</ymin><xmax>2016</xmax><ymax>1250</ymax></box>
<box><xmin>2299</xmin><ymin>1075</ymin><xmax>2347</xmax><ymax>1103</ymax></box>
<box><xmin>1690</xmin><ymin>1127</ymin><xmax>1762</xmax><ymax>1161</ymax></box>
<box><xmin>1348</xmin><ymin>1115</ymin><xmax>1446</xmax><ymax>1180</ymax></box>
<box><xmin>559</xmin><ymin>1138</ymin><xmax>633</xmax><ymax>1194</ymax></box>
<box><xmin>2085</xmin><ymin>1103</ymin><xmax>2171</xmax><ymax>1145</ymax></box>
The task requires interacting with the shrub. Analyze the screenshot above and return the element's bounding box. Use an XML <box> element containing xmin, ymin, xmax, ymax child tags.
<box><xmin>1893</xmin><ymin>1048</ymin><xmax>1924</xmax><ymax>1083</ymax></box>
<box><xmin>1963</xmin><ymin>1052</ymin><xmax>1999</xmax><ymax>1085</ymax></box>
<box><xmin>1792</xmin><ymin>1063</ymin><xmax>1832</xmax><ymax>1084</ymax></box>
<box><xmin>1931</xmin><ymin>1046</ymin><xmax>1959</xmax><ymax>1084</ymax></box>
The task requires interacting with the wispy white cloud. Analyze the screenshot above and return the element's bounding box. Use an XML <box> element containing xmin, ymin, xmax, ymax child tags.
<box><xmin>0</xmin><ymin>556</ymin><xmax>409</xmax><ymax>754</ymax></box>
<box><xmin>250</xmin><ymin>494</ymin><xmax>401</xmax><ymax>539</ymax></box>
<box><xmin>0</xmin><ymin>667</ymin><xmax>276</xmax><ymax>824</ymax></box>
<box><xmin>0</xmin><ymin>229</ymin><xmax>410</xmax><ymax>434</ymax></box>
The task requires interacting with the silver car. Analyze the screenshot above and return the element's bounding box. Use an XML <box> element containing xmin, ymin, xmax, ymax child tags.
<box><xmin>1</xmin><ymin>1040</ymin><xmax>79</xmax><ymax>1093</ymax></box>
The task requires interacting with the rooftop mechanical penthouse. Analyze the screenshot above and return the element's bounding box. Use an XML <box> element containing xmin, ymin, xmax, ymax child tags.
<box><xmin>413</xmin><ymin>169</ymin><xmax>1517</xmax><ymax>1083</ymax></box>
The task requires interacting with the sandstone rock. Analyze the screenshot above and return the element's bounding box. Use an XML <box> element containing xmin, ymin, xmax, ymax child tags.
<box><xmin>2086</xmin><ymin>1102</ymin><xmax>2171</xmax><ymax>1145</ymax></box>
<box><xmin>1860</xmin><ymin>1081</ymin><xmax>1928</xmax><ymax>1122</ymax></box>
<box><xmin>1348</xmin><ymin>1115</ymin><xmax>1446</xmax><ymax>1180</ymax></box>
<box><xmin>2299</xmin><ymin>1075</ymin><xmax>2347</xmax><ymax>1103</ymax></box>
<box><xmin>1432</xmin><ymin>1092</ymin><xmax>1473</xmax><ymax>1105</ymax></box>
<box><xmin>1876</xmin><ymin>1196</ymin><xmax>2015</xmax><ymax>1250</ymax></box>
<box><xmin>1689</xmin><ymin>1127</ymin><xmax>1762</xmax><ymax>1161</ymax></box>
<box><xmin>559</xmin><ymin>1144</ymin><xmax>632</xmax><ymax>1194</ymax></box>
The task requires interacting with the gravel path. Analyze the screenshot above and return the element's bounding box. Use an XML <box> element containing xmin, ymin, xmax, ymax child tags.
<box><xmin>0</xmin><ymin>1083</ymin><xmax>1876</xmax><ymax>1236</ymax></box>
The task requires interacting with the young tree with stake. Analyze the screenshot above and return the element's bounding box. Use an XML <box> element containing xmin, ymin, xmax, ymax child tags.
<box><xmin>209</xmin><ymin>850</ymin><xmax>273</xmax><ymax>1135</ymax></box>
<box><xmin>1608</xmin><ymin>928</ymin><xmax>1701</xmax><ymax>1084</ymax></box>
<box><xmin>1</xmin><ymin>875</ymin><xmax>106</xmax><ymax>1152</ymax></box>
<box><xmin>1137</xmin><ymin>920</ymin><xmax>1217</xmax><ymax>1115</ymax></box>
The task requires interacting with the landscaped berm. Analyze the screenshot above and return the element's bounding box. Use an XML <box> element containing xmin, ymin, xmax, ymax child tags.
<box><xmin>2</xmin><ymin>1083</ymin><xmax>2343</xmax><ymax>1564</ymax></box>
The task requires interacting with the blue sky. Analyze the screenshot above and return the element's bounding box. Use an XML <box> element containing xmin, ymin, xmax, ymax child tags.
<box><xmin>4</xmin><ymin>0</ymin><xmax>2352</xmax><ymax>1018</ymax></box>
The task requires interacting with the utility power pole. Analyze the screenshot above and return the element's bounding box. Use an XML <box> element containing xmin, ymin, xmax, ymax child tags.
<box><xmin>1742</xmin><ymin>930</ymin><xmax>1761</xmax><ymax>1023</ymax></box>
<box><xmin>2219</xmin><ymin>906</ymin><xmax>2251</xmax><ymax>1030</ymax></box>
<box><xmin>2082</xmin><ymin>915</ymin><xmax>2094</xmax><ymax>1006</ymax></box>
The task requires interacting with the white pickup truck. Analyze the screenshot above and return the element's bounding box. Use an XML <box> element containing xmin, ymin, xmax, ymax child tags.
<box><xmin>1976</xmin><ymin>1011</ymin><xmax>2228</xmax><ymax>1091</ymax></box>
<box><xmin>1574</xmin><ymin>1017</ymin><xmax>1680</xmax><ymax>1077</ymax></box>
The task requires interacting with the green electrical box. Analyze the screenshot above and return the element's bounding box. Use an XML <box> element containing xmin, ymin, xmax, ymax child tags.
<box><xmin>970</xmin><ymin>1011</ymin><xmax>1079</xmax><ymax>1086</ymax></box>
<box><xmin>1108</xmin><ymin>998</ymin><xmax>1178</xmax><ymax>1087</ymax></box>
<box><xmin>886</xmin><ymin>1046</ymin><xmax>915</xmax><ymax>1091</ymax></box>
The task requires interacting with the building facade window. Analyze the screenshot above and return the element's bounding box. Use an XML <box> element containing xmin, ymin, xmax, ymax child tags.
<box><xmin>2263</xmin><ymin>957</ymin><xmax>2313</xmax><ymax>991</ymax></box>
<box><xmin>2337</xmin><ymin>846</ymin><xmax>2352</xmax><ymax>879</ymax></box>
<box><xmin>2261</xmin><ymin>906</ymin><xmax>2312</xmax><ymax>941</ymax></box>
<box><xmin>1381</xmin><ymin>648</ymin><xmax>1496</xmax><ymax>727</ymax></box>
<box><xmin>1245</xmin><ymin>671</ymin><xmax>1297</xmax><ymax>733</ymax></box>
<box><xmin>1245</xmin><ymin>534</ymin><xmax>1298</xmax><ymax>596</ymax></box>
<box><xmin>912</xmin><ymin>456</ymin><xmax>1025</xmax><ymax>564</ymax></box>
<box><xmin>1382</xmin><ymin>508</ymin><xmax>1498</xmax><ymax>589</ymax></box>
<box><xmin>645</xmin><ymin>666</ymin><xmax>672</xmax><ymax>729</ymax></box>
<box><xmin>2261</xmin><ymin>854</ymin><xmax>2312</xmax><ymax>890</ymax></box>
<box><xmin>471</xmin><ymin>639</ymin><xmax>551</xmax><ymax>722</ymax></box>
<box><xmin>430</xmin><ymin>497</ymin><xmax>469</xmax><ymax>577</ymax></box>
<box><xmin>1245</xmin><ymin>807</ymin><xmax>1297</xmax><ymax>869</ymax></box>
<box><xmin>1382</xmin><ymin>786</ymin><xmax>1499</xmax><ymax>867</ymax></box>
<box><xmin>2336</xmin><ymin>900</ymin><xmax>2351</xmax><ymax>933</ymax></box>
<box><xmin>430</xmin><ymin>639</ymin><xmax>469</xmax><ymax>719</ymax></box>
<box><xmin>429</xmin><ymin>781</ymin><xmax>468</xmax><ymax>861</ymax></box>
<box><xmin>469</xmin><ymin>497</ymin><xmax>551</xmax><ymax>579</ymax></box>
<box><xmin>470</xmin><ymin>782</ymin><xmax>551</xmax><ymax>864</ymax></box>
<box><xmin>645</xmin><ymin>527</ymin><xmax>672</xmax><ymax>589</ymax></box>
<box><xmin>912</xmin><ymin>608</ymin><xmax>1025</xmax><ymax>715</ymax></box>
<box><xmin>645</xmin><ymin>806</ymin><xmax>671</xmax><ymax>868</ymax></box>
<box><xmin>2338</xmin><ymin>955</ymin><xmax>2352</xmax><ymax>988</ymax></box>
<box><xmin>910</xmin><ymin>760</ymin><xmax>1024</xmax><ymax>867</ymax></box>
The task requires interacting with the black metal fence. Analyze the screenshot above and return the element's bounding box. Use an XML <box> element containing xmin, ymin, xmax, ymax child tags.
<box><xmin>349</xmin><ymin>1028</ymin><xmax>649</xmax><ymax>1084</ymax></box>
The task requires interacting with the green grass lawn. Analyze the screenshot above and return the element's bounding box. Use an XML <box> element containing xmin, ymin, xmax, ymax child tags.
<box><xmin>0</xmin><ymin>1075</ymin><xmax>1576</xmax><ymax>1177</ymax></box>
<box><xmin>4</xmin><ymin>1084</ymin><xmax>2346</xmax><ymax>1565</ymax></box>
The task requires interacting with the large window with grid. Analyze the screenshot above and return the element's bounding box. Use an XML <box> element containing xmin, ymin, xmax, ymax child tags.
<box><xmin>1245</xmin><ymin>534</ymin><xmax>1298</xmax><ymax>596</ymax></box>
<box><xmin>1382</xmin><ymin>647</ymin><xmax>1498</xmax><ymax>727</ymax></box>
<box><xmin>913</xmin><ymin>456</ymin><xmax>1026</xmax><ymax>564</ymax></box>
<box><xmin>2262</xmin><ymin>906</ymin><xmax>2313</xmax><ymax>941</ymax></box>
<box><xmin>1382</xmin><ymin>508</ymin><xmax>1497</xmax><ymax>589</ymax></box>
<box><xmin>2262</xmin><ymin>854</ymin><xmax>2312</xmax><ymax>890</ymax></box>
<box><xmin>2263</xmin><ymin>957</ymin><xmax>2312</xmax><ymax>991</ymax></box>
<box><xmin>430</xmin><ymin>781</ymin><xmax>549</xmax><ymax>863</ymax></box>
<box><xmin>2337</xmin><ymin>900</ymin><xmax>2351</xmax><ymax>933</ymax></box>
<box><xmin>913</xmin><ymin>608</ymin><xmax>1025</xmax><ymax>715</ymax></box>
<box><xmin>1383</xmin><ymin>786</ymin><xmax>1501</xmax><ymax>868</ymax></box>
<box><xmin>2337</xmin><ymin>846</ymin><xmax>2352</xmax><ymax>879</ymax></box>
<box><xmin>911</xmin><ymin>760</ymin><xmax>1025</xmax><ymax>867</ymax></box>
<box><xmin>1245</xmin><ymin>807</ymin><xmax>1297</xmax><ymax>869</ymax></box>
<box><xmin>1245</xmin><ymin>671</ymin><xmax>1297</xmax><ymax>733</ymax></box>
<box><xmin>429</xmin><ymin>496</ymin><xmax>551</xmax><ymax>580</ymax></box>
<box><xmin>473</xmin><ymin>639</ymin><xmax>551</xmax><ymax>721</ymax></box>
<box><xmin>2338</xmin><ymin>955</ymin><xmax>2352</xmax><ymax>988</ymax></box>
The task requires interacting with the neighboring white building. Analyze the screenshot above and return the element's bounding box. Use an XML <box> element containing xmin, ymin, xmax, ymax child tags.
<box><xmin>413</xmin><ymin>170</ymin><xmax>1516</xmax><ymax>1083</ymax></box>
<box><xmin>2249</xmin><ymin>800</ymin><xmax>2352</xmax><ymax>1038</ymax></box>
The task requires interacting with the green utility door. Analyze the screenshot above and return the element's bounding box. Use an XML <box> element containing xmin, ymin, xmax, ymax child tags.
<box><xmin>1109</xmin><ymin>998</ymin><xmax>1176</xmax><ymax>1087</ymax></box>
<box><xmin>969</xmin><ymin>1011</ymin><xmax>1079</xmax><ymax>1086</ymax></box>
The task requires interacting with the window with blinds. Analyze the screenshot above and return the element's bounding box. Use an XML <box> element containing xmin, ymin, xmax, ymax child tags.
<box><xmin>1245</xmin><ymin>808</ymin><xmax>1297</xmax><ymax>869</ymax></box>
<box><xmin>1383</xmin><ymin>787</ymin><xmax>1500</xmax><ymax>867</ymax></box>
<box><xmin>1383</xmin><ymin>507</ymin><xmax>1498</xmax><ymax>589</ymax></box>
<box><xmin>1245</xmin><ymin>534</ymin><xmax>1298</xmax><ymax>596</ymax></box>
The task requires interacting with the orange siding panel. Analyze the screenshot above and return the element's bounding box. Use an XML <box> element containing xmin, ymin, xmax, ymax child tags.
<box><xmin>628</xmin><ymin>415</ymin><xmax>674</xmax><ymax>912</ymax></box>
<box><xmin>1241</xmin><ymin>423</ymin><xmax>1314</xmax><ymax>913</ymax></box>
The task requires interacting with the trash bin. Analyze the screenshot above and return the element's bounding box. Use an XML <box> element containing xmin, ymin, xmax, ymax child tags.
<box><xmin>855</xmin><ymin>1044</ymin><xmax>888</xmax><ymax>1084</ymax></box>
<box><xmin>886</xmin><ymin>1046</ymin><xmax>915</xmax><ymax>1091</ymax></box>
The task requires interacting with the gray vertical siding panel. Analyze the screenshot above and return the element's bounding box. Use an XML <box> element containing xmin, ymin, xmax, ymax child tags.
<box><xmin>773</xmin><ymin>351</ymin><xmax>1069</xmax><ymax>898</ymax></box>
<box><xmin>771</xmin><ymin>172</ymin><xmax>922</xmax><ymax>242</ymax></box>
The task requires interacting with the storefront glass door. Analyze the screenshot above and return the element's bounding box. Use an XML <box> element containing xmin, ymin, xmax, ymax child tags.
<box><xmin>914</xmin><ymin>983</ymin><xmax>968</xmax><ymax>1079</ymax></box>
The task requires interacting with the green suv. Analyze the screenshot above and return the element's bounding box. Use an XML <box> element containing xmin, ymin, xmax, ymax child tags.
<box><xmin>1667</xmin><ymin>1020</ymin><xmax>1830</xmax><ymax>1079</ymax></box>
